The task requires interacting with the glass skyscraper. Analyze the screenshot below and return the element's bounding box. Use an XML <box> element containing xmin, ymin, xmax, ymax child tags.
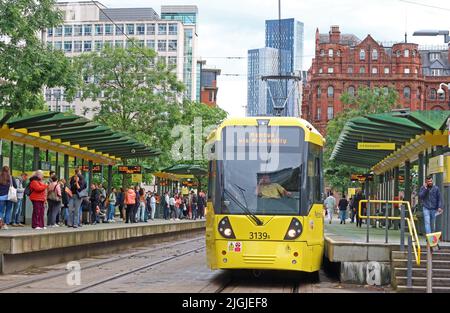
<box><xmin>247</xmin><ymin>18</ymin><xmax>304</xmax><ymax>117</ymax></box>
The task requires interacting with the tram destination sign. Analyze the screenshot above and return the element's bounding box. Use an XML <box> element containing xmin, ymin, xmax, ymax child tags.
<box><xmin>118</xmin><ymin>165</ymin><xmax>142</xmax><ymax>174</ymax></box>
<box><xmin>357</xmin><ymin>142</ymin><xmax>396</xmax><ymax>150</ymax></box>
<box><xmin>81</xmin><ymin>165</ymin><xmax>102</xmax><ymax>173</ymax></box>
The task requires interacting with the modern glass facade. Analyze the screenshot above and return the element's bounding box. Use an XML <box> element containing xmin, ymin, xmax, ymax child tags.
<box><xmin>247</xmin><ymin>18</ymin><xmax>304</xmax><ymax>117</ymax></box>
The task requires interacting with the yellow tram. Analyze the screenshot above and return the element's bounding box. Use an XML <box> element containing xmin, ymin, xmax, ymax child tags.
<box><xmin>205</xmin><ymin>117</ymin><xmax>325</xmax><ymax>273</ymax></box>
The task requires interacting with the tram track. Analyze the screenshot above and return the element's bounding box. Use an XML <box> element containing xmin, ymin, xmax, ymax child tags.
<box><xmin>71</xmin><ymin>245</ymin><xmax>206</xmax><ymax>293</ymax></box>
<box><xmin>0</xmin><ymin>237</ymin><xmax>205</xmax><ymax>293</ymax></box>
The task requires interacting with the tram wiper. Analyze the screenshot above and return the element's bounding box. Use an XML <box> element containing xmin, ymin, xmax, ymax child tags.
<box><xmin>224</xmin><ymin>188</ymin><xmax>263</xmax><ymax>226</ymax></box>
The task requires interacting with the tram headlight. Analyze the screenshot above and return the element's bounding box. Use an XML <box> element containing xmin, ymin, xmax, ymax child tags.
<box><xmin>218</xmin><ymin>217</ymin><xmax>236</xmax><ymax>239</ymax></box>
<box><xmin>284</xmin><ymin>218</ymin><xmax>303</xmax><ymax>240</ymax></box>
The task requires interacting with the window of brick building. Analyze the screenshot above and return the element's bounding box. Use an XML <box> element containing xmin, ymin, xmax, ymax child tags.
<box><xmin>404</xmin><ymin>49</ymin><xmax>410</xmax><ymax>57</ymax></box>
<box><xmin>429</xmin><ymin>89</ymin><xmax>437</xmax><ymax>100</ymax></box>
<box><xmin>372</xmin><ymin>67</ymin><xmax>378</xmax><ymax>74</ymax></box>
<box><xmin>348</xmin><ymin>67</ymin><xmax>353</xmax><ymax>74</ymax></box>
<box><xmin>316</xmin><ymin>107</ymin><xmax>321</xmax><ymax>120</ymax></box>
<box><xmin>372</xmin><ymin>49</ymin><xmax>378</xmax><ymax>60</ymax></box>
<box><xmin>384</xmin><ymin>67</ymin><xmax>390</xmax><ymax>74</ymax></box>
<box><xmin>360</xmin><ymin>67</ymin><xmax>366</xmax><ymax>74</ymax></box>
<box><xmin>359</xmin><ymin>49</ymin><xmax>365</xmax><ymax>60</ymax></box>
<box><xmin>317</xmin><ymin>87</ymin><xmax>321</xmax><ymax>98</ymax></box>
<box><xmin>439</xmin><ymin>90</ymin><xmax>446</xmax><ymax>100</ymax></box>
<box><xmin>328</xmin><ymin>49</ymin><xmax>333</xmax><ymax>57</ymax></box>
<box><xmin>327</xmin><ymin>106</ymin><xmax>334</xmax><ymax>120</ymax></box>
<box><xmin>328</xmin><ymin>67</ymin><xmax>334</xmax><ymax>73</ymax></box>
<box><xmin>403</xmin><ymin>87</ymin><xmax>411</xmax><ymax>99</ymax></box>
<box><xmin>404</xmin><ymin>68</ymin><xmax>410</xmax><ymax>74</ymax></box>
<box><xmin>327</xmin><ymin>86</ymin><xmax>334</xmax><ymax>98</ymax></box>
<box><xmin>320</xmin><ymin>50</ymin><xmax>325</xmax><ymax>57</ymax></box>
<box><xmin>348</xmin><ymin>86</ymin><xmax>355</xmax><ymax>97</ymax></box>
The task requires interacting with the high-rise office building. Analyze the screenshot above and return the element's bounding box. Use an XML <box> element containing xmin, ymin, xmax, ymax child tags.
<box><xmin>247</xmin><ymin>18</ymin><xmax>304</xmax><ymax>117</ymax></box>
<box><xmin>43</xmin><ymin>2</ymin><xmax>198</xmax><ymax>118</ymax></box>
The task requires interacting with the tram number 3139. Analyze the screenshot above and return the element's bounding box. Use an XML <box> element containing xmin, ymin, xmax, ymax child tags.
<box><xmin>249</xmin><ymin>232</ymin><xmax>270</xmax><ymax>240</ymax></box>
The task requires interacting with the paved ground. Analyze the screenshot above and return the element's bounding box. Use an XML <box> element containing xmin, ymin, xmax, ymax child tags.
<box><xmin>324</xmin><ymin>217</ymin><xmax>450</xmax><ymax>247</ymax></box>
<box><xmin>0</xmin><ymin>235</ymin><xmax>390</xmax><ymax>293</ymax></box>
<box><xmin>0</xmin><ymin>218</ymin><xmax>205</xmax><ymax>237</ymax></box>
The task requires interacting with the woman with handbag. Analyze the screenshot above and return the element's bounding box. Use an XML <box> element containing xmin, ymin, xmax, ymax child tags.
<box><xmin>0</xmin><ymin>166</ymin><xmax>17</xmax><ymax>230</ymax></box>
<box><xmin>46</xmin><ymin>175</ymin><xmax>62</xmax><ymax>227</ymax></box>
<box><xmin>29</xmin><ymin>170</ymin><xmax>48</xmax><ymax>230</ymax></box>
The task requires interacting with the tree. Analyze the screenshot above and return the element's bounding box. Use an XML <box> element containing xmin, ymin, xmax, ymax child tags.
<box><xmin>75</xmin><ymin>42</ymin><xmax>228</xmax><ymax>174</ymax></box>
<box><xmin>0</xmin><ymin>0</ymin><xmax>77</xmax><ymax>117</ymax></box>
<box><xmin>75</xmin><ymin>43</ymin><xmax>185</xmax><ymax>166</ymax></box>
<box><xmin>324</xmin><ymin>87</ymin><xmax>400</xmax><ymax>193</ymax></box>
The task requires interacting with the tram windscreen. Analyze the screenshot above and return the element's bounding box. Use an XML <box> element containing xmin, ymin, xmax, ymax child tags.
<box><xmin>220</xmin><ymin>126</ymin><xmax>305</xmax><ymax>216</ymax></box>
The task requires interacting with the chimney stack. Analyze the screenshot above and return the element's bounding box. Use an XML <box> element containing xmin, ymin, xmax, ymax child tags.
<box><xmin>329</xmin><ymin>25</ymin><xmax>341</xmax><ymax>44</ymax></box>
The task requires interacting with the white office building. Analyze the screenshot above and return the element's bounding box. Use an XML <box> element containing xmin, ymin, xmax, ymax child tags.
<box><xmin>43</xmin><ymin>1</ymin><xmax>198</xmax><ymax>118</ymax></box>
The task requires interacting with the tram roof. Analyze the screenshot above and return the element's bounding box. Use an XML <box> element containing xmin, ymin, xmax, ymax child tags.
<box><xmin>330</xmin><ymin>110</ymin><xmax>450</xmax><ymax>174</ymax></box>
<box><xmin>0</xmin><ymin>112</ymin><xmax>160</xmax><ymax>165</ymax></box>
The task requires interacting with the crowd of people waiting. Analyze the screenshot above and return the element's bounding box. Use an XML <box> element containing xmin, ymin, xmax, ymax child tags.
<box><xmin>0</xmin><ymin>165</ymin><xmax>206</xmax><ymax>230</ymax></box>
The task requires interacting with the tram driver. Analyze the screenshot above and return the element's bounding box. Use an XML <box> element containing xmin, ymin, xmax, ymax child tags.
<box><xmin>256</xmin><ymin>175</ymin><xmax>291</xmax><ymax>199</ymax></box>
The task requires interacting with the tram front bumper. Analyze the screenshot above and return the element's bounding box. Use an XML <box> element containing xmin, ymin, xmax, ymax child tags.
<box><xmin>213</xmin><ymin>240</ymin><xmax>322</xmax><ymax>272</ymax></box>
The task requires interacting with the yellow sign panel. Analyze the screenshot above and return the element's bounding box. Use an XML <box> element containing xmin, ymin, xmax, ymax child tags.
<box><xmin>132</xmin><ymin>174</ymin><xmax>143</xmax><ymax>183</ymax></box>
<box><xmin>357</xmin><ymin>143</ymin><xmax>396</xmax><ymax>150</ymax></box>
<box><xmin>428</xmin><ymin>155</ymin><xmax>444</xmax><ymax>174</ymax></box>
<box><xmin>348</xmin><ymin>188</ymin><xmax>356</xmax><ymax>198</ymax></box>
<box><xmin>426</xmin><ymin>232</ymin><xmax>441</xmax><ymax>247</ymax></box>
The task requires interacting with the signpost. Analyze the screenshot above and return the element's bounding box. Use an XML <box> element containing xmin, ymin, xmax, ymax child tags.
<box><xmin>357</xmin><ymin>143</ymin><xmax>396</xmax><ymax>150</ymax></box>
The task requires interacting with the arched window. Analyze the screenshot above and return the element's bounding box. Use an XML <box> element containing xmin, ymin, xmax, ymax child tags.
<box><xmin>383</xmin><ymin>86</ymin><xmax>389</xmax><ymax>95</ymax></box>
<box><xmin>327</xmin><ymin>86</ymin><xmax>334</xmax><ymax>98</ymax></box>
<box><xmin>372</xmin><ymin>49</ymin><xmax>378</xmax><ymax>60</ymax></box>
<box><xmin>359</xmin><ymin>49</ymin><xmax>366</xmax><ymax>60</ymax></box>
<box><xmin>327</xmin><ymin>106</ymin><xmax>334</xmax><ymax>120</ymax></box>
<box><xmin>317</xmin><ymin>87</ymin><xmax>321</xmax><ymax>99</ymax></box>
<box><xmin>404</xmin><ymin>49</ymin><xmax>410</xmax><ymax>57</ymax></box>
<box><xmin>360</xmin><ymin>67</ymin><xmax>366</xmax><ymax>74</ymax></box>
<box><xmin>396</xmin><ymin>50</ymin><xmax>401</xmax><ymax>57</ymax></box>
<box><xmin>429</xmin><ymin>89</ymin><xmax>437</xmax><ymax>100</ymax></box>
<box><xmin>337</xmin><ymin>50</ymin><xmax>341</xmax><ymax>57</ymax></box>
<box><xmin>403</xmin><ymin>86</ymin><xmax>411</xmax><ymax>99</ymax></box>
<box><xmin>372</xmin><ymin>67</ymin><xmax>378</xmax><ymax>74</ymax></box>
<box><xmin>320</xmin><ymin>49</ymin><xmax>325</xmax><ymax>56</ymax></box>
<box><xmin>328</xmin><ymin>49</ymin><xmax>333</xmax><ymax>57</ymax></box>
<box><xmin>439</xmin><ymin>90</ymin><xmax>446</xmax><ymax>100</ymax></box>
<box><xmin>348</xmin><ymin>86</ymin><xmax>355</xmax><ymax>97</ymax></box>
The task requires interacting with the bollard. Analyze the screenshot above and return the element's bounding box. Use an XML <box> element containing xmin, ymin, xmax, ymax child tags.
<box><xmin>407</xmin><ymin>235</ymin><xmax>412</xmax><ymax>288</ymax></box>
<box><xmin>427</xmin><ymin>242</ymin><xmax>432</xmax><ymax>293</ymax></box>
<box><xmin>366</xmin><ymin>201</ymin><xmax>370</xmax><ymax>243</ymax></box>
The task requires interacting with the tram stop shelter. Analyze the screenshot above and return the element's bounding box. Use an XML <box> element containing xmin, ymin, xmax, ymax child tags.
<box><xmin>0</xmin><ymin>111</ymin><xmax>159</xmax><ymax>223</ymax></box>
<box><xmin>154</xmin><ymin>164</ymin><xmax>207</xmax><ymax>195</ymax></box>
<box><xmin>331</xmin><ymin>110</ymin><xmax>450</xmax><ymax>241</ymax></box>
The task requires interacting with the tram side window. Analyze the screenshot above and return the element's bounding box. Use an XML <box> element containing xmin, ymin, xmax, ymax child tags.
<box><xmin>208</xmin><ymin>161</ymin><xmax>215</xmax><ymax>201</ymax></box>
<box><xmin>307</xmin><ymin>144</ymin><xmax>322</xmax><ymax>208</ymax></box>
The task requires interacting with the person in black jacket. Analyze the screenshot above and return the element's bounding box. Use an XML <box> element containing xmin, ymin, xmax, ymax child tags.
<box><xmin>352</xmin><ymin>191</ymin><xmax>365</xmax><ymax>228</ymax></box>
<box><xmin>338</xmin><ymin>195</ymin><xmax>349</xmax><ymax>224</ymax></box>
<box><xmin>89</xmin><ymin>183</ymin><xmax>101</xmax><ymax>225</ymax></box>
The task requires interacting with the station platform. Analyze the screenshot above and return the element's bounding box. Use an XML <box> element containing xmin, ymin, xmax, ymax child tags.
<box><xmin>0</xmin><ymin>219</ymin><xmax>205</xmax><ymax>274</ymax></box>
<box><xmin>324</xmin><ymin>219</ymin><xmax>449</xmax><ymax>286</ymax></box>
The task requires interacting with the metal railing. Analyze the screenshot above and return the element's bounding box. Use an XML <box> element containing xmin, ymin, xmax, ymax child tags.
<box><xmin>358</xmin><ymin>200</ymin><xmax>421</xmax><ymax>266</ymax></box>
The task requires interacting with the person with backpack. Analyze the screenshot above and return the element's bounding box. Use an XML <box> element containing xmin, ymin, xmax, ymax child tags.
<box><xmin>0</xmin><ymin>166</ymin><xmax>17</xmax><ymax>230</ymax></box>
<box><xmin>11</xmin><ymin>173</ymin><xmax>27</xmax><ymax>227</ymax></box>
<box><xmin>47</xmin><ymin>175</ymin><xmax>62</xmax><ymax>227</ymax></box>
<box><xmin>29</xmin><ymin>170</ymin><xmax>48</xmax><ymax>230</ymax></box>
<box><xmin>68</xmin><ymin>169</ymin><xmax>87</xmax><ymax>228</ymax></box>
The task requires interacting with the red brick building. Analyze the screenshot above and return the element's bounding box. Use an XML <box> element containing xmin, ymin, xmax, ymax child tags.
<box><xmin>302</xmin><ymin>26</ymin><xmax>450</xmax><ymax>135</ymax></box>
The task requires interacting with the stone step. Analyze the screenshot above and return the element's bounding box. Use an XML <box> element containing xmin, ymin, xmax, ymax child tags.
<box><xmin>397</xmin><ymin>285</ymin><xmax>450</xmax><ymax>293</ymax></box>
<box><xmin>396</xmin><ymin>276</ymin><xmax>450</xmax><ymax>287</ymax></box>
<box><xmin>392</xmin><ymin>251</ymin><xmax>450</xmax><ymax>261</ymax></box>
<box><xmin>392</xmin><ymin>259</ymin><xmax>450</xmax><ymax>269</ymax></box>
<box><xmin>394</xmin><ymin>268</ymin><xmax>450</xmax><ymax>278</ymax></box>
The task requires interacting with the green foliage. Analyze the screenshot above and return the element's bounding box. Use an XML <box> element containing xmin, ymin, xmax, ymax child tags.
<box><xmin>75</xmin><ymin>42</ymin><xmax>228</xmax><ymax>174</ymax></box>
<box><xmin>0</xmin><ymin>0</ymin><xmax>77</xmax><ymax>116</ymax></box>
<box><xmin>324</xmin><ymin>86</ymin><xmax>400</xmax><ymax>192</ymax></box>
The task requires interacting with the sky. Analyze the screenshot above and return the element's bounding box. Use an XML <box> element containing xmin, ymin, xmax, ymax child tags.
<box><xmin>63</xmin><ymin>0</ymin><xmax>450</xmax><ymax>117</ymax></box>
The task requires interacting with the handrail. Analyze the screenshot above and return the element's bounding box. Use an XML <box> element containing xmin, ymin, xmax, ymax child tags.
<box><xmin>358</xmin><ymin>200</ymin><xmax>421</xmax><ymax>265</ymax></box>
